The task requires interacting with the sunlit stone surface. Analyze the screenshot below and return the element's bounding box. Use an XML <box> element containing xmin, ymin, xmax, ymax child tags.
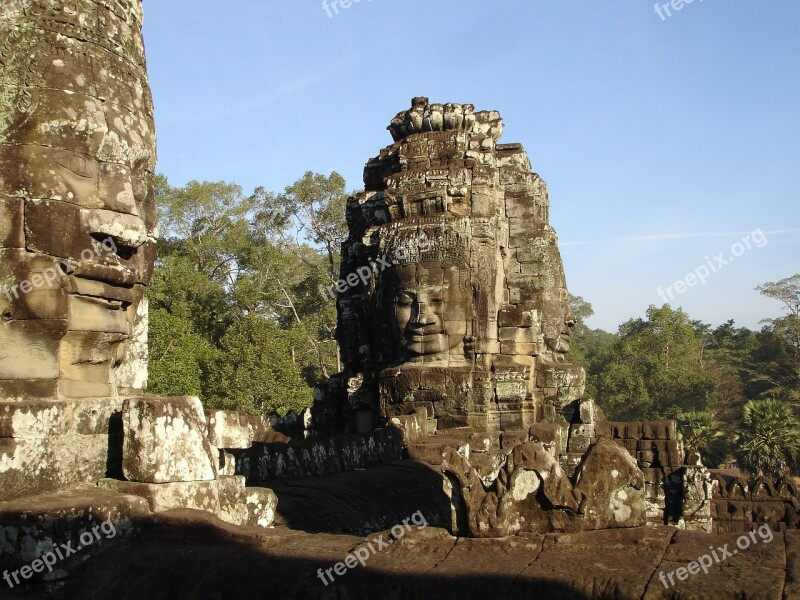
<box><xmin>330</xmin><ymin>96</ymin><xmax>585</xmax><ymax>433</ymax></box>
<box><xmin>0</xmin><ymin>0</ymin><xmax>157</xmax><ymax>400</ymax></box>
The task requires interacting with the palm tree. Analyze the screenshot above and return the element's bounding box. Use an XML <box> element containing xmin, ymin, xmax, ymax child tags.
<box><xmin>735</xmin><ymin>399</ymin><xmax>800</xmax><ymax>478</ymax></box>
<box><xmin>676</xmin><ymin>410</ymin><xmax>726</xmax><ymax>467</ymax></box>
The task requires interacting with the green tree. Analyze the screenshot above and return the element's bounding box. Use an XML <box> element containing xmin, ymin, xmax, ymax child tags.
<box><xmin>147</xmin><ymin>308</ymin><xmax>217</xmax><ymax>397</ymax></box>
<box><xmin>675</xmin><ymin>410</ymin><xmax>726</xmax><ymax>467</ymax></box>
<box><xmin>735</xmin><ymin>398</ymin><xmax>800</xmax><ymax>478</ymax></box>
<box><xmin>755</xmin><ymin>274</ymin><xmax>800</xmax><ymax>407</ymax></box>
<box><xmin>156</xmin><ymin>177</ymin><xmax>255</xmax><ymax>282</ymax></box>
<box><xmin>756</xmin><ymin>274</ymin><xmax>800</xmax><ymax>355</ymax></box>
<box><xmin>149</xmin><ymin>255</ymin><xmax>231</xmax><ymax>342</ymax></box>
<box><xmin>206</xmin><ymin>315</ymin><xmax>312</xmax><ymax>416</ymax></box>
<box><xmin>147</xmin><ymin>173</ymin><xmax>348</xmax><ymax>414</ymax></box>
<box><xmin>565</xmin><ymin>294</ymin><xmax>616</xmax><ymax>398</ymax></box>
<box><xmin>251</xmin><ymin>171</ymin><xmax>349</xmax><ymax>282</ymax></box>
<box><xmin>591</xmin><ymin>305</ymin><xmax>717</xmax><ymax>420</ymax></box>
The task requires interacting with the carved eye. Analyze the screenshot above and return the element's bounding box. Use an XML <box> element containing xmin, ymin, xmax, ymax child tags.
<box><xmin>430</xmin><ymin>296</ymin><xmax>444</xmax><ymax>305</ymax></box>
<box><xmin>396</xmin><ymin>293</ymin><xmax>414</xmax><ymax>306</ymax></box>
<box><xmin>52</xmin><ymin>152</ymin><xmax>92</xmax><ymax>178</ymax></box>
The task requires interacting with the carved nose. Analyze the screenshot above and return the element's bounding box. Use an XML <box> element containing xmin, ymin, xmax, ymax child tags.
<box><xmin>415</xmin><ymin>311</ymin><xmax>436</xmax><ymax>325</ymax></box>
<box><xmin>84</xmin><ymin>210</ymin><xmax>148</xmax><ymax>249</ymax></box>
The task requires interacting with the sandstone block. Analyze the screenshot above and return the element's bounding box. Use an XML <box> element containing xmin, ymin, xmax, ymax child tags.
<box><xmin>578</xmin><ymin>398</ymin><xmax>595</xmax><ymax>424</ymax></box>
<box><xmin>99</xmin><ymin>478</ymin><xmax>220</xmax><ymax>514</ymax></box>
<box><xmin>528</xmin><ymin>423</ymin><xmax>564</xmax><ymax>449</ymax></box>
<box><xmin>390</xmin><ymin>412</ymin><xmax>426</xmax><ymax>444</ymax></box>
<box><xmin>206</xmin><ymin>410</ymin><xmax>254</xmax><ymax>449</ymax></box>
<box><xmin>122</xmin><ymin>396</ymin><xmax>217</xmax><ymax>483</ymax></box>
<box><xmin>0</xmin><ymin>196</ymin><xmax>24</xmax><ymax>247</ymax></box>
<box><xmin>244</xmin><ymin>486</ymin><xmax>278</xmax><ymax>528</ymax></box>
<box><xmin>641</xmin><ymin>420</ymin><xmax>677</xmax><ymax>440</ymax></box>
<box><xmin>573</xmin><ymin>437</ymin><xmax>646</xmax><ymax>530</ymax></box>
<box><xmin>753</xmin><ymin>501</ymin><xmax>786</xmax><ymax>522</ymax></box>
<box><xmin>0</xmin><ymin>487</ymin><xmax>149</xmax><ymax>582</ymax></box>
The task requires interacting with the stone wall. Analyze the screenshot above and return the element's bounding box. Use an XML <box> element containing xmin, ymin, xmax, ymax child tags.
<box><xmin>597</xmin><ymin>420</ymin><xmax>713</xmax><ymax>531</ymax></box>
<box><xmin>231</xmin><ymin>428</ymin><xmax>404</xmax><ymax>483</ymax></box>
<box><xmin>710</xmin><ymin>472</ymin><xmax>799</xmax><ymax>533</ymax></box>
<box><xmin>0</xmin><ymin>398</ymin><xmax>123</xmax><ymax>501</ymax></box>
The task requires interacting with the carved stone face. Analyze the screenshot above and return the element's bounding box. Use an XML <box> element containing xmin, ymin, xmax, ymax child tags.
<box><xmin>390</xmin><ymin>262</ymin><xmax>471</xmax><ymax>359</ymax></box>
<box><xmin>541</xmin><ymin>289</ymin><xmax>576</xmax><ymax>355</ymax></box>
<box><xmin>0</xmin><ymin>2</ymin><xmax>156</xmax><ymax>396</ymax></box>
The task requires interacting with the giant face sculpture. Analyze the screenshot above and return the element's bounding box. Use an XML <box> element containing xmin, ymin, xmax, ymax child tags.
<box><xmin>331</xmin><ymin>98</ymin><xmax>586</xmax><ymax>431</ymax></box>
<box><xmin>390</xmin><ymin>262</ymin><xmax>472</xmax><ymax>360</ymax></box>
<box><xmin>541</xmin><ymin>289</ymin><xmax>576</xmax><ymax>357</ymax></box>
<box><xmin>0</xmin><ymin>1</ymin><xmax>156</xmax><ymax>398</ymax></box>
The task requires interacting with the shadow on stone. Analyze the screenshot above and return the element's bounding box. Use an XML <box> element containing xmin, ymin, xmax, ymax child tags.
<box><xmin>267</xmin><ymin>459</ymin><xmax>453</xmax><ymax>536</ymax></box>
<box><xmin>38</xmin><ymin>511</ymin><xmax>597</xmax><ymax>600</ymax></box>
<box><xmin>104</xmin><ymin>412</ymin><xmax>124</xmax><ymax>480</ymax></box>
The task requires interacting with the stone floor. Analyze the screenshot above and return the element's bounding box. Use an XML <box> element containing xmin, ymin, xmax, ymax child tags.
<box><xmin>3</xmin><ymin>506</ymin><xmax>796</xmax><ymax>600</ymax></box>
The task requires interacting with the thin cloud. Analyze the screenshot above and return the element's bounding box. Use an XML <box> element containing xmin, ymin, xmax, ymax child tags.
<box><xmin>163</xmin><ymin>59</ymin><xmax>353</xmax><ymax>125</ymax></box>
<box><xmin>562</xmin><ymin>229</ymin><xmax>800</xmax><ymax>247</ymax></box>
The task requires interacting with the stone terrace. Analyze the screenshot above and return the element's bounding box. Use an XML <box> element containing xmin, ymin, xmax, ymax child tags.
<box><xmin>4</xmin><ymin>508</ymin><xmax>793</xmax><ymax>600</ymax></box>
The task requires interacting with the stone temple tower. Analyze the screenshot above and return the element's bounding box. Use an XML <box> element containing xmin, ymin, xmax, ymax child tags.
<box><xmin>329</xmin><ymin>97</ymin><xmax>586</xmax><ymax>435</ymax></box>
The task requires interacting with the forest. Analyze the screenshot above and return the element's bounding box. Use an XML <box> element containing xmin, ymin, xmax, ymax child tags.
<box><xmin>148</xmin><ymin>174</ymin><xmax>800</xmax><ymax>479</ymax></box>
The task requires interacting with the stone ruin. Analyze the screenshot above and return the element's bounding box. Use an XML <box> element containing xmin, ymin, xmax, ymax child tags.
<box><xmin>0</xmin><ymin>1</ymin><xmax>796</xmax><ymax>592</ymax></box>
<box><xmin>331</xmin><ymin>96</ymin><xmax>584</xmax><ymax>433</ymax></box>
<box><xmin>0</xmin><ymin>0</ymin><xmax>276</xmax><ymax>554</ymax></box>
<box><xmin>315</xmin><ymin>97</ymin><xmax>722</xmax><ymax>536</ymax></box>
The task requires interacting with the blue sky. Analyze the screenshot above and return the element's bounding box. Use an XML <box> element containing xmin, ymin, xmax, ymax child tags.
<box><xmin>142</xmin><ymin>0</ymin><xmax>800</xmax><ymax>332</ymax></box>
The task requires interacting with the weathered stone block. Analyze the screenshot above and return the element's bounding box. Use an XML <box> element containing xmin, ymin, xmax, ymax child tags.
<box><xmin>578</xmin><ymin>398</ymin><xmax>595</xmax><ymax>424</ymax></box>
<box><xmin>615</xmin><ymin>422</ymin><xmax>643</xmax><ymax>439</ymax></box>
<box><xmin>206</xmin><ymin>410</ymin><xmax>254</xmax><ymax>449</ymax></box>
<box><xmin>0</xmin><ymin>196</ymin><xmax>24</xmax><ymax>248</ymax></box>
<box><xmin>122</xmin><ymin>396</ymin><xmax>217</xmax><ymax>483</ymax></box>
<box><xmin>653</xmin><ymin>439</ymin><xmax>681</xmax><ymax>454</ymax></box>
<box><xmin>641</xmin><ymin>420</ymin><xmax>677</xmax><ymax>440</ymax></box>
<box><xmin>498</xmin><ymin>306</ymin><xmax>533</xmax><ymax>327</ymax></box>
<box><xmin>390</xmin><ymin>411</ymin><xmax>426</xmax><ymax>444</ymax></box>
<box><xmin>0</xmin><ymin>487</ymin><xmax>149</xmax><ymax>582</ymax></box>
<box><xmin>98</xmin><ymin>478</ymin><xmax>221</xmax><ymax>514</ymax></box>
<box><xmin>753</xmin><ymin>501</ymin><xmax>786</xmax><ymax>522</ymax></box>
<box><xmin>573</xmin><ymin>437</ymin><xmax>646</xmax><ymax>530</ymax></box>
<box><xmin>219</xmin><ymin>449</ymin><xmax>236</xmax><ymax>476</ymax></box>
<box><xmin>243</xmin><ymin>486</ymin><xmax>278</xmax><ymax>528</ymax></box>
<box><xmin>570</xmin><ymin>423</ymin><xmax>595</xmax><ymax>440</ymax></box>
<box><xmin>528</xmin><ymin>422</ymin><xmax>564</xmax><ymax>450</ymax></box>
<box><xmin>641</xmin><ymin>467</ymin><xmax>666</xmax><ymax>485</ymax></box>
<box><xmin>567</xmin><ymin>434</ymin><xmax>591</xmax><ymax>453</ymax></box>
<box><xmin>0</xmin><ymin>398</ymin><xmax>123</xmax><ymax>501</ymax></box>
<box><xmin>638</xmin><ymin>450</ymin><xmax>656</xmax><ymax>466</ymax></box>
<box><xmin>725</xmin><ymin>499</ymin><xmax>755</xmax><ymax>522</ymax></box>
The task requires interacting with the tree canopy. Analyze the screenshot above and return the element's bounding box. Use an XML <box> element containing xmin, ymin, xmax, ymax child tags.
<box><xmin>147</xmin><ymin>172</ymin><xmax>348</xmax><ymax>415</ymax></box>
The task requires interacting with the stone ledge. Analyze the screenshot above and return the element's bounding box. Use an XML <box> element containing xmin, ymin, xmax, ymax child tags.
<box><xmin>0</xmin><ymin>486</ymin><xmax>150</xmax><ymax>583</ymax></box>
